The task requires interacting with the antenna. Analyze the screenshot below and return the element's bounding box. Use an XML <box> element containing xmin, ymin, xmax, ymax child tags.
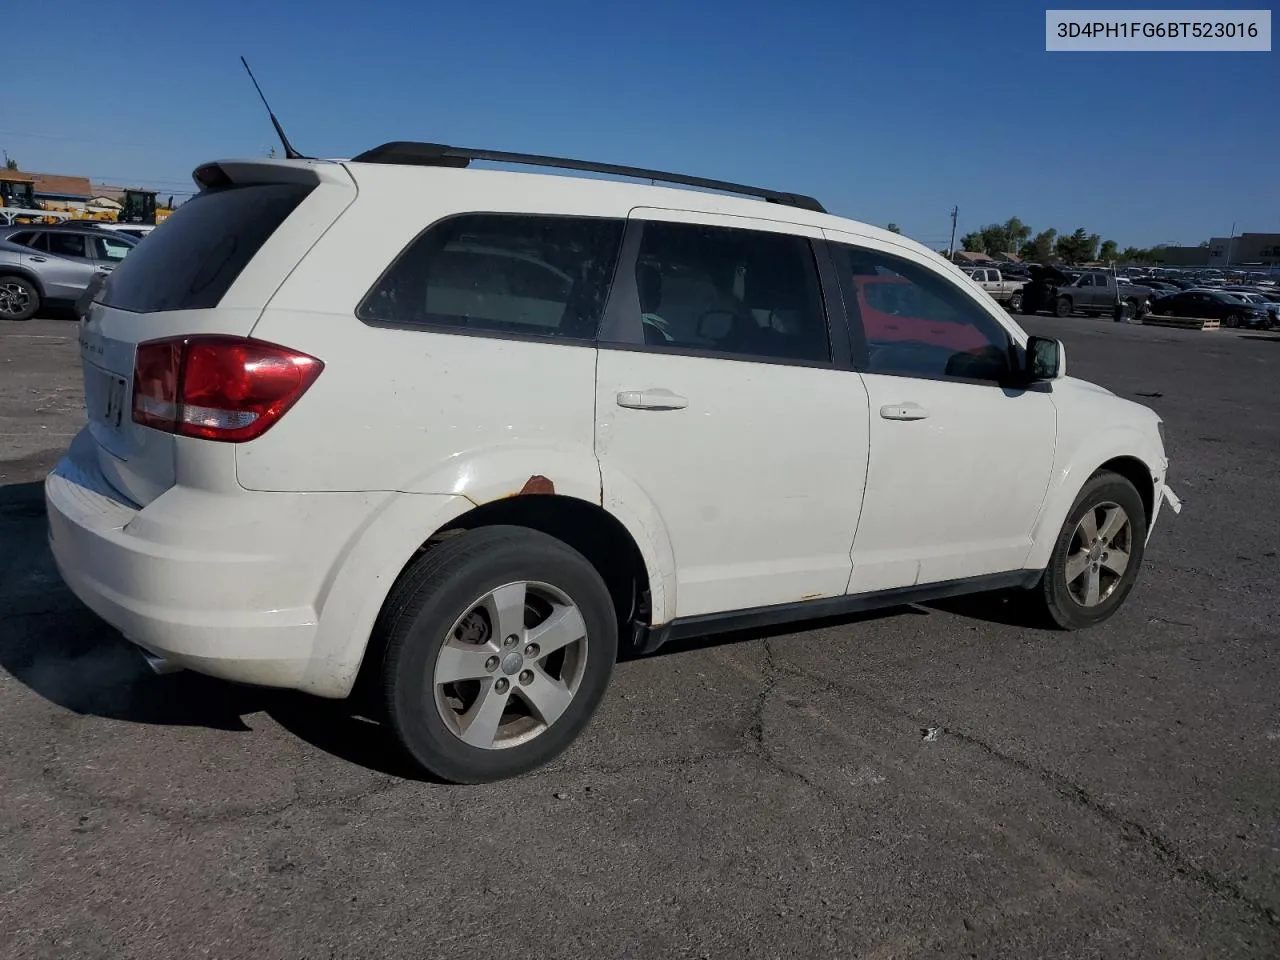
<box><xmin>240</xmin><ymin>56</ymin><xmax>307</xmax><ymax>160</ymax></box>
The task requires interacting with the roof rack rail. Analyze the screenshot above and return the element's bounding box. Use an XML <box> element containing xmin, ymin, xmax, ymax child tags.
<box><xmin>348</xmin><ymin>141</ymin><xmax>826</xmax><ymax>214</ymax></box>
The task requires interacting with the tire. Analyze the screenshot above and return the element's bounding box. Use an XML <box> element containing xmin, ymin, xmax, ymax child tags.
<box><xmin>0</xmin><ymin>275</ymin><xmax>39</xmax><ymax>321</ymax></box>
<box><xmin>1054</xmin><ymin>295</ymin><xmax>1073</xmax><ymax>318</ymax></box>
<box><xmin>1008</xmin><ymin>291</ymin><xmax>1023</xmax><ymax>312</ymax></box>
<box><xmin>376</xmin><ymin>525</ymin><xmax>618</xmax><ymax>784</ymax></box>
<box><xmin>1224</xmin><ymin>314</ymin><xmax>1241</xmax><ymax>329</ymax></box>
<box><xmin>1027</xmin><ymin>471</ymin><xmax>1148</xmax><ymax>630</ymax></box>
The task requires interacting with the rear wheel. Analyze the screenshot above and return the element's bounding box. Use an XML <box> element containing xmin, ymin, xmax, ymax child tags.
<box><xmin>1054</xmin><ymin>295</ymin><xmax>1073</xmax><ymax>318</ymax></box>
<box><xmin>376</xmin><ymin>525</ymin><xmax>618</xmax><ymax>783</ymax></box>
<box><xmin>1007</xmin><ymin>291</ymin><xmax>1023</xmax><ymax>312</ymax></box>
<box><xmin>0</xmin><ymin>275</ymin><xmax>39</xmax><ymax>321</ymax></box>
<box><xmin>1028</xmin><ymin>471</ymin><xmax>1147</xmax><ymax>630</ymax></box>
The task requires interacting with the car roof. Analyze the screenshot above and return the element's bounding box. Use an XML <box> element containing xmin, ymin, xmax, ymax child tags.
<box><xmin>201</xmin><ymin>154</ymin><xmax>942</xmax><ymax>266</ymax></box>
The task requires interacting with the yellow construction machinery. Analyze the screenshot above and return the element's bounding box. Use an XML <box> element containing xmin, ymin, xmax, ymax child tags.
<box><xmin>1</xmin><ymin>171</ymin><xmax>172</xmax><ymax>226</ymax></box>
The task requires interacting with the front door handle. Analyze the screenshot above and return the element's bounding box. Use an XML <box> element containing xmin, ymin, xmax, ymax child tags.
<box><xmin>617</xmin><ymin>388</ymin><xmax>688</xmax><ymax>411</ymax></box>
<box><xmin>880</xmin><ymin>402</ymin><xmax>929</xmax><ymax>421</ymax></box>
<box><xmin>29</xmin><ymin>256</ymin><xmax>47</xmax><ymax>262</ymax></box>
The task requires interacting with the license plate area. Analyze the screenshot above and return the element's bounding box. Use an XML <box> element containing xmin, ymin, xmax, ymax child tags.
<box><xmin>85</xmin><ymin>362</ymin><xmax>128</xmax><ymax>433</ymax></box>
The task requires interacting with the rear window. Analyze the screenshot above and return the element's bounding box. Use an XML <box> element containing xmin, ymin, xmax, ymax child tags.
<box><xmin>357</xmin><ymin>214</ymin><xmax>625</xmax><ymax>341</ymax></box>
<box><xmin>98</xmin><ymin>182</ymin><xmax>314</xmax><ymax>313</ymax></box>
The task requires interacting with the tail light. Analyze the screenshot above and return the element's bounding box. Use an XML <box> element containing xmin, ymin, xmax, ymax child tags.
<box><xmin>132</xmin><ymin>335</ymin><xmax>323</xmax><ymax>442</ymax></box>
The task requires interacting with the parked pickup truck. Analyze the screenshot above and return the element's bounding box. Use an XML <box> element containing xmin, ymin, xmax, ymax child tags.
<box><xmin>964</xmin><ymin>267</ymin><xmax>1025</xmax><ymax>311</ymax></box>
<box><xmin>1021</xmin><ymin>265</ymin><xmax>1153</xmax><ymax>321</ymax></box>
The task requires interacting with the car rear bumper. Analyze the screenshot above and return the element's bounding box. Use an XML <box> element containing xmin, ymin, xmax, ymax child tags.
<box><xmin>44</xmin><ymin>428</ymin><xmax>383</xmax><ymax>693</ymax></box>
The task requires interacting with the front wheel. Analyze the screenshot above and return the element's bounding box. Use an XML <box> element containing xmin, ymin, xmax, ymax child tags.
<box><xmin>1027</xmin><ymin>471</ymin><xmax>1148</xmax><ymax>630</ymax></box>
<box><xmin>1007</xmin><ymin>291</ymin><xmax>1024</xmax><ymax>312</ymax></box>
<box><xmin>1224</xmin><ymin>314</ymin><xmax>1241</xmax><ymax>328</ymax></box>
<box><xmin>376</xmin><ymin>525</ymin><xmax>618</xmax><ymax>783</ymax></box>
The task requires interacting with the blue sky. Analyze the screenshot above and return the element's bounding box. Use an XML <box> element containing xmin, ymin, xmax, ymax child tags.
<box><xmin>5</xmin><ymin>0</ymin><xmax>1276</xmax><ymax>248</ymax></box>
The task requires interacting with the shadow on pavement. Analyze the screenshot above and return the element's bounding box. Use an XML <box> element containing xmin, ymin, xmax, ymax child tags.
<box><xmin>3</xmin><ymin>470</ymin><xmax>1041</xmax><ymax>779</ymax></box>
<box><xmin>0</xmin><ymin>477</ymin><xmax>423</xmax><ymax>779</ymax></box>
<box><xmin>922</xmin><ymin>588</ymin><xmax>1043</xmax><ymax>627</ymax></box>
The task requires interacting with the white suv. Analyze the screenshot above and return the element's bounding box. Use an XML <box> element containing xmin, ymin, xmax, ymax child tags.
<box><xmin>45</xmin><ymin>143</ymin><xmax>1182</xmax><ymax>783</ymax></box>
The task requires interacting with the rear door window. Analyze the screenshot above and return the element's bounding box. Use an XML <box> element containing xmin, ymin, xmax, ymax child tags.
<box><xmin>97</xmin><ymin>182</ymin><xmax>314</xmax><ymax>313</ymax></box>
<box><xmin>47</xmin><ymin>233</ymin><xmax>89</xmax><ymax>259</ymax></box>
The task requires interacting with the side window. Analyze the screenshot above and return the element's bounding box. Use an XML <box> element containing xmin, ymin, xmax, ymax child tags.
<box><xmin>91</xmin><ymin>236</ymin><xmax>133</xmax><ymax>261</ymax></box>
<box><xmin>6</xmin><ymin>231</ymin><xmax>34</xmax><ymax>247</ymax></box>
<box><xmin>358</xmin><ymin>214</ymin><xmax>624</xmax><ymax>341</ymax></box>
<box><xmin>25</xmin><ymin>233</ymin><xmax>49</xmax><ymax>252</ymax></box>
<box><xmin>1078</xmin><ymin>274</ymin><xmax>1094</xmax><ymax>287</ymax></box>
<box><xmin>46</xmin><ymin>233</ymin><xmax>88</xmax><ymax>258</ymax></box>
<box><xmin>833</xmin><ymin>243</ymin><xmax>1013</xmax><ymax>382</ymax></box>
<box><xmin>627</xmin><ymin>221</ymin><xmax>831</xmax><ymax>363</ymax></box>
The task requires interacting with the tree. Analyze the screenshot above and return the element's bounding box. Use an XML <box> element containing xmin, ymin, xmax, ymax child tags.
<box><xmin>959</xmin><ymin>230</ymin><xmax>983</xmax><ymax>252</ymax></box>
<box><xmin>1002</xmin><ymin>217</ymin><xmax>1031</xmax><ymax>253</ymax></box>
<box><xmin>886</xmin><ymin>223</ymin><xmax>901</xmax><ymax>234</ymax></box>
<box><xmin>3</xmin><ymin>155</ymin><xmax>16</xmax><ymax>171</ymax></box>
<box><xmin>1030</xmin><ymin>228</ymin><xmax>1057</xmax><ymax>262</ymax></box>
<box><xmin>1055</xmin><ymin>228</ymin><xmax>1099</xmax><ymax>264</ymax></box>
<box><xmin>1098</xmin><ymin>240</ymin><xmax>1119</xmax><ymax>262</ymax></box>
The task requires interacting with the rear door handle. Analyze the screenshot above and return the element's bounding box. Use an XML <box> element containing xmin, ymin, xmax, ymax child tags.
<box><xmin>29</xmin><ymin>256</ymin><xmax>47</xmax><ymax>262</ymax></box>
<box><xmin>617</xmin><ymin>388</ymin><xmax>688</xmax><ymax>411</ymax></box>
<box><xmin>880</xmin><ymin>402</ymin><xmax>929</xmax><ymax>421</ymax></box>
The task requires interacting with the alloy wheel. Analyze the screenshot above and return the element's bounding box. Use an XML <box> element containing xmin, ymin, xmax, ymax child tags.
<box><xmin>433</xmin><ymin>581</ymin><xmax>588</xmax><ymax>750</ymax></box>
<box><xmin>1064</xmin><ymin>501</ymin><xmax>1132</xmax><ymax>607</ymax></box>
<box><xmin>0</xmin><ymin>281</ymin><xmax>31</xmax><ymax>318</ymax></box>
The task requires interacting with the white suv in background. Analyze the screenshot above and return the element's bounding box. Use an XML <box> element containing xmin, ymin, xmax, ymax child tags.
<box><xmin>45</xmin><ymin>143</ymin><xmax>1181</xmax><ymax>783</ymax></box>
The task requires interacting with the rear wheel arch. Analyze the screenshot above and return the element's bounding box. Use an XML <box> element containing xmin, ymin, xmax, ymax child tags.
<box><xmin>434</xmin><ymin>494</ymin><xmax>653</xmax><ymax>635</ymax></box>
<box><xmin>0</xmin><ymin>268</ymin><xmax>46</xmax><ymax>298</ymax></box>
<box><xmin>347</xmin><ymin>493</ymin><xmax>654</xmax><ymax>707</ymax></box>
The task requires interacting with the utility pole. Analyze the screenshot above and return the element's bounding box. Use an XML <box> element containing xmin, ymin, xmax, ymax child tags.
<box><xmin>1226</xmin><ymin>221</ymin><xmax>1235</xmax><ymax>268</ymax></box>
<box><xmin>947</xmin><ymin>205</ymin><xmax>958</xmax><ymax>260</ymax></box>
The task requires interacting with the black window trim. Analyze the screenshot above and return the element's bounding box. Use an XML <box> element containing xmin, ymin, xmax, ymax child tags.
<box><xmin>596</xmin><ymin>218</ymin><xmax>853</xmax><ymax>371</ymax></box>
<box><xmin>354</xmin><ymin>210</ymin><xmax>627</xmax><ymax>347</ymax></box>
<box><xmin>827</xmin><ymin>238</ymin><xmax>1028</xmax><ymax>390</ymax></box>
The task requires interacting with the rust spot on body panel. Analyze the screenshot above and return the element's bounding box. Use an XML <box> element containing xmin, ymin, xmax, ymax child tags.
<box><xmin>518</xmin><ymin>475</ymin><xmax>555</xmax><ymax>496</ymax></box>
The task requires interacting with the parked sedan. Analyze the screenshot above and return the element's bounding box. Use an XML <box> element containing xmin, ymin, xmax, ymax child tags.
<box><xmin>1224</xmin><ymin>291</ymin><xmax>1280</xmax><ymax>326</ymax></box>
<box><xmin>0</xmin><ymin>225</ymin><xmax>136</xmax><ymax>321</ymax></box>
<box><xmin>1150</xmin><ymin>289</ymin><xmax>1273</xmax><ymax>329</ymax></box>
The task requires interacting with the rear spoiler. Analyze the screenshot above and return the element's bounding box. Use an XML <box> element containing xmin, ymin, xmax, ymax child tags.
<box><xmin>192</xmin><ymin>159</ymin><xmax>353</xmax><ymax>192</ymax></box>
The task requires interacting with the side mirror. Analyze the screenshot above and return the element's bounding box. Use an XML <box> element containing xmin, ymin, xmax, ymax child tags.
<box><xmin>1025</xmin><ymin>335</ymin><xmax>1066</xmax><ymax>381</ymax></box>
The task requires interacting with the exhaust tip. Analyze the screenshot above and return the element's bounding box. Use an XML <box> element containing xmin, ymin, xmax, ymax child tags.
<box><xmin>138</xmin><ymin>647</ymin><xmax>184</xmax><ymax>675</ymax></box>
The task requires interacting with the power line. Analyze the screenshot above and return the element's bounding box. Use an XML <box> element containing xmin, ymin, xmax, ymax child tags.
<box><xmin>0</xmin><ymin>129</ymin><xmax>157</xmax><ymax>149</ymax></box>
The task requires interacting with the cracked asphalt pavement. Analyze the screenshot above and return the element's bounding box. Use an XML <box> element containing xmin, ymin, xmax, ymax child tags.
<box><xmin>2</xmin><ymin>316</ymin><xmax>1278</xmax><ymax>959</ymax></box>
